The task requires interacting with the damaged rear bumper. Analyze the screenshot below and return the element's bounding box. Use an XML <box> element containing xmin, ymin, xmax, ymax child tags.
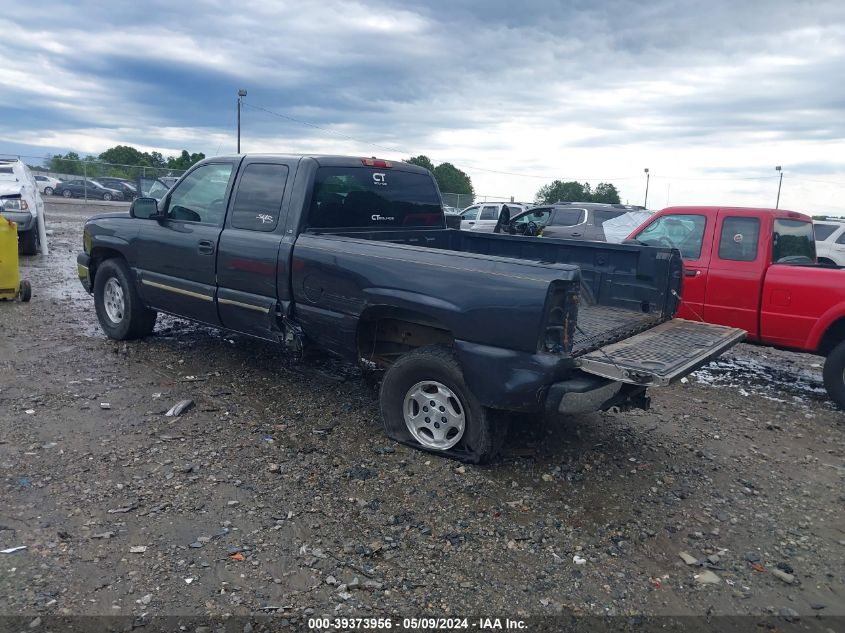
<box><xmin>545</xmin><ymin>374</ymin><xmax>649</xmax><ymax>415</ymax></box>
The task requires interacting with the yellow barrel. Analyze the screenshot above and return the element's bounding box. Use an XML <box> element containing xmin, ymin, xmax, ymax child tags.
<box><xmin>0</xmin><ymin>214</ymin><xmax>22</xmax><ymax>300</ymax></box>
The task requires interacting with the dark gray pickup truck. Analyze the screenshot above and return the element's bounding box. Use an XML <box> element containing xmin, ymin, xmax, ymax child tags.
<box><xmin>77</xmin><ymin>155</ymin><xmax>744</xmax><ymax>462</ymax></box>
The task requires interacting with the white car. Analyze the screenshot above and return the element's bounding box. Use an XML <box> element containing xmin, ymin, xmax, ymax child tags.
<box><xmin>814</xmin><ymin>219</ymin><xmax>845</xmax><ymax>266</ymax></box>
<box><xmin>0</xmin><ymin>158</ymin><xmax>46</xmax><ymax>254</ymax></box>
<box><xmin>33</xmin><ymin>174</ymin><xmax>62</xmax><ymax>195</ymax></box>
<box><xmin>459</xmin><ymin>202</ymin><xmax>526</xmax><ymax>231</ymax></box>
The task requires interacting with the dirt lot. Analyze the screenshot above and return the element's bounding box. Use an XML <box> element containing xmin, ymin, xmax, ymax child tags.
<box><xmin>1</xmin><ymin>202</ymin><xmax>843</xmax><ymax>627</ymax></box>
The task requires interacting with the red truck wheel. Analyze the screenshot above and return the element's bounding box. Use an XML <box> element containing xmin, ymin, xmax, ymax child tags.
<box><xmin>823</xmin><ymin>341</ymin><xmax>845</xmax><ymax>410</ymax></box>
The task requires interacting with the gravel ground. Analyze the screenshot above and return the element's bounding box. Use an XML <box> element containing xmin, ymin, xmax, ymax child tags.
<box><xmin>1</xmin><ymin>202</ymin><xmax>843</xmax><ymax>627</ymax></box>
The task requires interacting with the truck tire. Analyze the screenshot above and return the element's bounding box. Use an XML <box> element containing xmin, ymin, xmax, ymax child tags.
<box><xmin>93</xmin><ymin>258</ymin><xmax>157</xmax><ymax>340</ymax></box>
<box><xmin>379</xmin><ymin>345</ymin><xmax>507</xmax><ymax>464</ymax></box>
<box><xmin>823</xmin><ymin>341</ymin><xmax>845</xmax><ymax>410</ymax></box>
<box><xmin>19</xmin><ymin>229</ymin><xmax>38</xmax><ymax>255</ymax></box>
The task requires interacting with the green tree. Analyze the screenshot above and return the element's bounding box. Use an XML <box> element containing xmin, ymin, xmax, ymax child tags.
<box><xmin>406</xmin><ymin>155</ymin><xmax>436</xmax><ymax>173</ymax></box>
<box><xmin>149</xmin><ymin>151</ymin><xmax>166</xmax><ymax>169</ymax></box>
<box><xmin>591</xmin><ymin>182</ymin><xmax>621</xmax><ymax>204</ymax></box>
<box><xmin>48</xmin><ymin>152</ymin><xmax>83</xmax><ymax>175</ymax></box>
<box><xmin>98</xmin><ymin>144</ymin><xmax>147</xmax><ymax>167</ymax></box>
<box><xmin>167</xmin><ymin>150</ymin><xmax>205</xmax><ymax>171</ymax></box>
<box><xmin>536</xmin><ymin>180</ymin><xmax>587</xmax><ymax>203</ymax></box>
<box><xmin>433</xmin><ymin>162</ymin><xmax>474</xmax><ymax>198</ymax></box>
<box><xmin>536</xmin><ymin>180</ymin><xmax>621</xmax><ymax>204</ymax></box>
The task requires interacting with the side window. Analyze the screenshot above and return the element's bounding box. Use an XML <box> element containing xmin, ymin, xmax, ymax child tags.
<box><xmin>230</xmin><ymin>164</ymin><xmax>289</xmax><ymax>232</ymax></box>
<box><xmin>636</xmin><ymin>213</ymin><xmax>707</xmax><ymax>259</ymax></box>
<box><xmin>514</xmin><ymin>208</ymin><xmax>552</xmax><ymax>226</ymax></box>
<box><xmin>718</xmin><ymin>217</ymin><xmax>760</xmax><ymax>261</ymax></box>
<box><xmin>166</xmin><ymin>163</ymin><xmax>233</xmax><ymax>224</ymax></box>
<box><xmin>593</xmin><ymin>210</ymin><xmax>625</xmax><ymax>226</ymax></box>
<box><xmin>772</xmin><ymin>219</ymin><xmax>815</xmax><ymax>262</ymax></box>
<box><xmin>837</xmin><ymin>231</ymin><xmax>845</xmax><ymax>245</ymax></box>
<box><xmin>550</xmin><ymin>208</ymin><xmax>585</xmax><ymax>226</ymax></box>
<box><xmin>461</xmin><ymin>206</ymin><xmax>480</xmax><ymax>221</ymax></box>
<box><xmin>479</xmin><ymin>205</ymin><xmax>498</xmax><ymax>220</ymax></box>
<box><xmin>814</xmin><ymin>224</ymin><xmax>837</xmax><ymax>241</ymax></box>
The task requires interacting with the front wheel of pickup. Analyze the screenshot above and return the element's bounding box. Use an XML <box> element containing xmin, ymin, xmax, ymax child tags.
<box><xmin>379</xmin><ymin>345</ymin><xmax>507</xmax><ymax>464</ymax></box>
<box><xmin>93</xmin><ymin>258</ymin><xmax>157</xmax><ymax>340</ymax></box>
<box><xmin>823</xmin><ymin>341</ymin><xmax>845</xmax><ymax>410</ymax></box>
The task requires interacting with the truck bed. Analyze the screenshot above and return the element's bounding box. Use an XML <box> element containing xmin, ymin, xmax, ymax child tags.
<box><xmin>315</xmin><ymin>228</ymin><xmax>683</xmax><ymax>355</ymax></box>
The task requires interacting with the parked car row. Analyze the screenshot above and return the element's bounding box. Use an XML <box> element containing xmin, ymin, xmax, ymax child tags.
<box><xmin>457</xmin><ymin>201</ymin><xmax>649</xmax><ymax>241</ymax></box>
<box><xmin>52</xmin><ymin>177</ymin><xmax>136</xmax><ymax>201</ymax></box>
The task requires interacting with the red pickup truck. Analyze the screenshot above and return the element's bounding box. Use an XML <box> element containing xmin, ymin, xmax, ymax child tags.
<box><xmin>628</xmin><ymin>206</ymin><xmax>845</xmax><ymax>408</ymax></box>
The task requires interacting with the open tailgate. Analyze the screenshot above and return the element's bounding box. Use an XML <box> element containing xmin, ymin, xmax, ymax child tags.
<box><xmin>577</xmin><ymin>318</ymin><xmax>745</xmax><ymax>387</ymax></box>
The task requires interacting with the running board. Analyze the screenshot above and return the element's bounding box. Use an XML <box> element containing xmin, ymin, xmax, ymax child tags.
<box><xmin>576</xmin><ymin>318</ymin><xmax>746</xmax><ymax>387</ymax></box>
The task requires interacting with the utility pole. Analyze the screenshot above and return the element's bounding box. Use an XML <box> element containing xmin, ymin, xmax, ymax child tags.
<box><xmin>643</xmin><ymin>168</ymin><xmax>650</xmax><ymax>208</ymax></box>
<box><xmin>775</xmin><ymin>166</ymin><xmax>783</xmax><ymax>209</ymax></box>
<box><xmin>237</xmin><ymin>89</ymin><xmax>247</xmax><ymax>153</ymax></box>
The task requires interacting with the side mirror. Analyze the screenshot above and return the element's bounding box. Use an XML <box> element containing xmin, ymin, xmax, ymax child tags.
<box><xmin>130</xmin><ymin>197</ymin><xmax>161</xmax><ymax>219</ymax></box>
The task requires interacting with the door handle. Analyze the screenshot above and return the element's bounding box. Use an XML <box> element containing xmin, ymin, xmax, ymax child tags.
<box><xmin>684</xmin><ymin>269</ymin><xmax>699</xmax><ymax>277</ymax></box>
<box><xmin>197</xmin><ymin>239</ymin><xmax>215</xmax><ymax>255</ymax></box>
<box><xmin>570</xmin><ymin>232</ymin><xmax>582</xmax><ymax>237</ymax></box>
<box><xmin>467</xmin><ymin>221</ymin><xmax>475</xmax><ymax>225</ymax></box>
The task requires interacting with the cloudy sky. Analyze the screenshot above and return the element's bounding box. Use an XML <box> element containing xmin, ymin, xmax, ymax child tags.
<box><xmin>2</xmin><ymin>0</ymin><xmax>845</xmax><ymax>214</ymax></box>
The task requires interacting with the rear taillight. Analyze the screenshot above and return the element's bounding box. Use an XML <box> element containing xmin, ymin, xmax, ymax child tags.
<box><xmin>539</xmin><ymin>283</ymin><xmax>578</xmax><ymax>354</ymax></box>
<box><xmin>361</xmin><ymin>158</ymin><xmax>392</xmax><ymax>168</ymax></box>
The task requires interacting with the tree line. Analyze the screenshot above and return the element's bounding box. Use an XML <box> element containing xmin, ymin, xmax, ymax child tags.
<box><xmin>402</xmin><ymin>156</ymin><xmax>622</xmax><ymax>207</ymax></box>
<box><xmin>45</xmin><ymin>145</ymin><xmax>206</xmax><ymax>179</ymax></box>
<box><xmin>535</xmin><ymin>180</ymin><xmax>621</xmax><ymax>204</ymax></box>
<box><xmin>405</xmin><ymin>156</ymin><xmax>474</xmax><ymax>199</ymax></box>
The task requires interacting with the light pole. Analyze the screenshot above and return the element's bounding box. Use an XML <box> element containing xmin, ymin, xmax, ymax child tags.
<box><xmin>643</xmin><ymin>168</ymin><xmax>650</xmax><ymax>208</ymax></box>
<box><xmin>237</xmin><ymin>89</ymin><xmax>247</xmax><ymax>153</ymax></box>
<box><xmin>775</xmin><ymin>165</ymin><xmax>783</xmax><ymax>209</ymax></box>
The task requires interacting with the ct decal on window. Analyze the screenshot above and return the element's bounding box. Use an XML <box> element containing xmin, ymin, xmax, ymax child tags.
<box><xmin>372</xmin><ymin>173</ymin><xmax>387</xmax><ymax>186</ymax></box>
<box><xmin>256</xmin><ymin>213</ymin><xmax>274</xmax><ymax>224</ymax></box>
<box><xmin>371</xmin><ymin>214</ymin><xmax>395</xmax><ymax>221</ymax></box>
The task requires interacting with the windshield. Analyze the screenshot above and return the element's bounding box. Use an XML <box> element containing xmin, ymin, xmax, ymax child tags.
<box><xmin>636</xmin><ymin>214</ymin><xmax>707</xmax><ymax>259</ymax></box>
<box><xmin>512</xmin><ymin>208</ymin><xmax>552</xmax><ymax>226</ymax></box>
<box><xmin>773</xmin><ymin>219</ymin><xmax>815</xmax><ymax>263</ymax></box>
<box><xmin>307</xmin><ymin>167</ymin><xmax>442</xmax><ymax>229</ymax></box>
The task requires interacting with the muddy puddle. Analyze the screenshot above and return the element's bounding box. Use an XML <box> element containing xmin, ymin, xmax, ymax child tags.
<box><xmin>692</xmin><ymin>352</ymin><xmax>831</xmax><ymax>407</ymax></box>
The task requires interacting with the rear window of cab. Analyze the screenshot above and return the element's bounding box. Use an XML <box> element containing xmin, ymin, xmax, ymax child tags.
<box><xmin>307</xmin><ymin>167</ymin><xmax>443</xmax><ymax>230</ymax></box>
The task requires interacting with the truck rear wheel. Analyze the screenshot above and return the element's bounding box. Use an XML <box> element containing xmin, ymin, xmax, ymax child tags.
<box><xmin>823</xmin><ymin>341</ymin><xmax>845</xmax><ymax>410</ymax></box>
<box><xmin>379</xmin><ymin>345</ymin><xmax>507</xmax><ymax>464</ymax></box>
<box><xmin>93</xmin><ymin>258</ymin><xmax>157</xmax><ymax>340</ymax></box>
